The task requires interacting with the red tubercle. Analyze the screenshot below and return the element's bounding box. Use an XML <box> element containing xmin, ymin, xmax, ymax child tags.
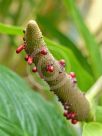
<box><xmin>16</xmin><ymin>44</ymin><xmax>25</xmax><ymax>54</ymax></box>
<box><xmin>66</xmin><ymin>113</ymin><xmax>73</xmax><ymax>119</ymax></box>
<box><xmin>68</xmin><ymin>72</ymin><xmax>77</xmax><ymax>84</ymax></box>
<box><xmin>46</xmin><ymin>65</ymin><xmax>54</xmax><ymax>72</ymax></box>
<box><xmin>64</xmin><ymin>112</ymin><xmax>72</xmax><ymax>120</ymax></box>
<box><xmin>71</xmin><ymin>119</ymin><xmax>78</xmax><ymax>124</ymax></box>
<box><xmin>69</xmin><ymin>72</ymin><xmax>76</xmax><ymax>78</ymax></box>
<box><xmin>25</xmin><ymin>55</ymin><xmax>29</xmax><ymax>61</ymax></box>
<box><xmin>70</xmin><ymin>112</ymin><xmax>76</xmax><ymax>119</ymax></box>
<box><xmin>32</xmin><ymin>67</ymin><xmax>37</xmax><ymax>72</ymax></box>
<box><xmin>59</xmin><ymin>59</ymin><xmax>65</xmax><ymax>67</ymax></box>
<box><xmin>64</xmin><ymin>111</ymin><xmax>77</xmax><ymax>119</ymax></box>
<box><xmin>27</xmin><ymin>56</ymin><xmax>33</xmax><ymax>65</ymax></box>
<box><xmin>63</xmin><ymin>112</ymin><xmax>68</xmax><ymax>117</ymax></box>
<box><xmin>40</xmin><ymin>48</ymin><xmax>47</xmax><ymax>55</ymax></box>
<box><xmin>63</xmin><ymin>111</ymin><xmax>78</xmax><ymax>124</ymax></box>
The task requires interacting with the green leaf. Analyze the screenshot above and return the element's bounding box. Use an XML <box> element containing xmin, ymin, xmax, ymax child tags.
<box><xmin>45</xmin><ymin>38</ymin><xmax>94</xmax><ymax>91</ymax></box>
<box><xmin>37</xmin><ymin>15</ymin><xmax>93</xmax><ymax>76</ymax></box>
<box><xmin>0</xmin><ymin>115</ymin><xmax>23</xmax><ymax>136</ymax></box>
<box><xmin>0</xmin><ymin>65</ymin><xmax>77</xmax><ymax>136</ymax></box>
<box><xmin>95</xmin><ymin>106</ymin><xmax>102</xmax><ymax>123</ymax></box>
<box><xmin>82</xmin><ymin>122</ymin><xmax>102</xmax><ymax>136</ymax></box>
<box><xmin>63</xmin><ymin>0</ymin><xmax>102</xmax><ymax>78</ymax></box>
<box><xmin>0</xmin><ymin>23</ymin><xmax>23</xmax><ymax>35</ymax></box>
<box><xmin>0</xmin><ymin>0</ymin><xmax>12</xmax><ymax>17</ymax></box>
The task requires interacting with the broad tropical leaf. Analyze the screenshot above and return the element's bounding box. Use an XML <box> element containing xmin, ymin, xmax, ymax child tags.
<box><xmin>0</xmin><ymin>65</ymin><xmax>77</xmax><ymax>136</ymax></box>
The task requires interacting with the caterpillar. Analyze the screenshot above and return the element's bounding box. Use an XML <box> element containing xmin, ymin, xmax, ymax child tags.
<box><xmin>16</xmin><ymin>20</ymin><xmax>93</xmax><ymax>124</ymax></box>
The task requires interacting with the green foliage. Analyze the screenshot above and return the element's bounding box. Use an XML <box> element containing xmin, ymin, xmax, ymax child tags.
<box><xmin>0</xmin><ymin>65</ymin><xmax>76</xmax><ymax>136</ymax></box>
<box><xmin>95</xmin><ymin>106</ymin><xmax>102</xmax><ymax>123</ymax></box>
<box><xmin>0</xmin><ymin>23</ymin><xmax>23</xmax><ymax>35</ymax></box>
<box><xmin>83</xmin><ymin>122</ymin><xmax>102</xmax><ymax>136</ymax></box>
<box><xmin>63</xmin><ymin>0</ymin><xmax>102</xmax><ymax>78</ymax></box>
<box><xmin>0</xmin><ymin>116</ymin><xmax>22</xmax><ymax>136</ymax></box>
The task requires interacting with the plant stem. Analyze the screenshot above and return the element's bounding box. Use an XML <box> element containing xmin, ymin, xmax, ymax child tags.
<box><xmin>86</xmin><ymin>76</ymin><xmax>102</xmax><ymax>101</ymax></box>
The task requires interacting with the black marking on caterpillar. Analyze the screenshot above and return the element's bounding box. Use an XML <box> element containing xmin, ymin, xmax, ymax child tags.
<box><xmin>16</xmin><ymin>20</ymin><xmax>94</xmax><ymax>124</ymax></box>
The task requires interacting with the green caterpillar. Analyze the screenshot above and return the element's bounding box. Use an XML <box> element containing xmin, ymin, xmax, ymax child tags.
<box><xmin>16</xmin><ymin>20</ymin><xmax>94</xmax><ymax>124</ymax></box>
